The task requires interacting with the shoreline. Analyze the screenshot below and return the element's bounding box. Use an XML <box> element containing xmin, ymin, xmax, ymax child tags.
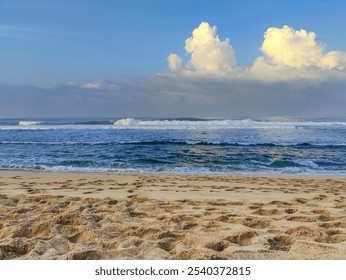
<box><xmin>0</xmin><ymin>171</ymin><xmax>345</xmax><ymax>259</ymax></box>
<box><xmin>1</xmin><ymin>169</ymin><xmax>346</xmax><ymax>178</ymax></box>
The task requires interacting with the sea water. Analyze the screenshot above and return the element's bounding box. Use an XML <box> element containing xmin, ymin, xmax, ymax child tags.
<box><xmin>0</xmin><ymin>117</ymin><xmax>345</xmax><ymax>175</ymax></box>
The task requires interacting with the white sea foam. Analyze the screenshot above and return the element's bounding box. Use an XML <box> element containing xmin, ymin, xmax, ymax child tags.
<box><xmin>2</xmin><ymin>164</ymin><xmax>343</xmax><ymax>176</ymax></box>
<box><xmin>111</xmin><ymin>118</ymin><xmax>346</xmax><ymax>130</ymax></box>
<box><xmin>0</xmin><ymin>118</ymin><xmax>344</xmax><ymax>131</ymax></box>
<box><xmin>113</xmin><ymin>118</ymin><xmax>137</xmax><ymax>125</ymax></box>
<box><xmin>294</xmin><ymin>159</ymin><xmax>319</xmax><ymax>168</ymax></box>
<box><xmin>112</xmin><ymin>118</ymin><xmax>273</xmax><ymax>129</ymax></box>
<box><xmin>18</xmin><ymin>121</ymin><xmax>43</xmax><ymax>126</ymax></box>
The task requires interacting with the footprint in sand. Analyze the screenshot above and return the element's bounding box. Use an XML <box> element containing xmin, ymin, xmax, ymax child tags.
<box><xmin>0</xmin><ymin>240</ymin><xmax>36</xmax><ymax>259</ymax></box>
<box><xmin>154</xmin><ymin>231</ymin><xmax>178</xmax><ymax>239</ymax></box>
<box><xmin>244</xmin><ymin>218</ymin><xmax>270</xmax><ymax>229</ymax></box>
<box><xmin>248</xmin><ymin>203</ymin><xmax>265</xmax><ymax>210</ymax></box>
<box><xmin>226</xmin><ymin>231</ymin><xmax>258</xmax><ymax>246</ymax></box>
<box><xmin>287</xmin><ymin>216</ymin><xmax>316</xmax><ymax>222</ymax></box>
<box><xmin>27</xmin><ymin>188</ymin><xmax>40</xmax><ymax>194</ymax></box>
<box><xmin>252</xmin><ymin>208</ymin><xmax>280</xmax><ymax>216</ymax></box>
<box><xmin>285</xmin><ymin>226</ymin><xmax>326</xmax><ymax>239</ymax></box>
<box><xmin>320</xmin><ymin>221</ymin><xmax>346</xmax><ymax>229</ymax></box>
<box><xmin>205</xmin><ymin>240</ymin><xmax>230</xmax><ymax>252</ymax></box>
<box><xmin>158</xmin><ymin>239</ymin><xmax>176</xmax><ymax>252</ymax></box>
<box><xmin>267</xmin><ymin>235</ymin><xmax>294</xmax><ymax>251</ymax></box>
<box><xmin>66</xmin><ymin>250</ymin><xmax>103</xmax><ymax>260</ymax></box>
<box><xmin>13</xmin><ymin>222</ymin><xmax>53</xmax><ymax>239</ymax></box>
<box><xmin>326</xmin><ymin>235</ymin><xmax>345</xmax><ymax>244</ymax></box>
<box><xmin>285</xmin><ymin>208</ymin><xmax>298</xmax><ymax>214</ymax></box>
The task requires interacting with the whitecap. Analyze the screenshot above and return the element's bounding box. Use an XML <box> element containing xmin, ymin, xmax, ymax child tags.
<box><xmin>113</xmin><ymin>118</ymin><xmax>137</xmax><ymax>125</ymax></box>
<box><xmin>18</xmin><ymin>121</ymin><xmax>43</xmax><ymax>126</ymax></box>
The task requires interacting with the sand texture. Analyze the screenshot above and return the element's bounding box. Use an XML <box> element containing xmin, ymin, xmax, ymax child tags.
<box><xmin>0</xmin><ymin>171</ymin><xmax>345</xmax><ymax>260</ymax></box>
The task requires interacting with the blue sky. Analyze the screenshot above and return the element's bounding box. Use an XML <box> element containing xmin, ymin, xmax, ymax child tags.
<box><xmin>1</xmin><ymin>0</ymin><xmax>346</xmax><ymax>118</ymax></box>
<box><xmin>2</xmin><ymin>0</ymin><xmax>346</xmax><ymax>84</ymax></box>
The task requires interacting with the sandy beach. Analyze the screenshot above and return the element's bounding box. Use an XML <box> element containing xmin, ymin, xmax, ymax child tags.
<box><xmin>0</xmin><ymin>171</ymin><xmax>345</xmax><ymax>260</ymax></box>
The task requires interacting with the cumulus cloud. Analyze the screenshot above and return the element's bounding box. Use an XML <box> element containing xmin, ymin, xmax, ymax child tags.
<box><xmin>259</xmin><ymin>25</ymin><xmax>346</xmax><ymax>71</ymax></box>
<box><xmin>250</xmin><ymin>25</ymin><xmax>346</xmax><ymax>80</ymax></box>
<box><xmin>169</xmin><ymin>22</ymin><xmax>346</xmax><ymax>81</ymax></box>
<box><xmin>321</xmin><ymin>51</ymin><xmax>346</xmax><ymax>71</ymax></box>
<box><xmin>167</xmin><ymin>54</ymin><xmax>182</xmax><ymax>71</ymax></box>
<box><xmin>168</xmin><ymin>22</ymin><xmax>237</xmax><ymax>74</ymax></box>
<box><xmin>260</xmin><ymin>25</ymin><xmax>324</xmax><ymax>68</ymax></box>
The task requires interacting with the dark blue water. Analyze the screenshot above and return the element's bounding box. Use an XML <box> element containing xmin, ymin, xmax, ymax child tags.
<box><xmin>0</xmin><ymin>117</ymin><xmax>346</xmax><ymax>174</ymax></box>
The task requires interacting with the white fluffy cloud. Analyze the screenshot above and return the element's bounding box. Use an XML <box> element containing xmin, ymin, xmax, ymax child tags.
<box><xmin>321</xmin><ymin>51</ymin><xmax>346</xmax><ymax>71</ymax></box>
<box><xmin>167</xmin><ymin>54</ymin><xmax>182</xmax><ymax>71</ymax></box>
<box><xmin>169</xmin><ymin>22</ymin><xmax>346</xmax><ymax>80</ymax></box>
<box><xmin>168</xmin><ymin>22</ymin><xmax>237</xmax><ymax>74</ymax></box>
<box><xmin>251</xmin><ymin>25</ymin><xmax>346</xmax><ymax>80</ymax></box>
<box><xmin>260</xmin><ymin>25</ymin><xmax>324</xmax><ymax>68</ymax></box>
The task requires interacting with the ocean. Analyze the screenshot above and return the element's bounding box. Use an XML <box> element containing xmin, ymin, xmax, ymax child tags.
<box><xmin>0</xmin><ymin>117</ymin><xmax>345</xmax><ymax>175</ymax></box>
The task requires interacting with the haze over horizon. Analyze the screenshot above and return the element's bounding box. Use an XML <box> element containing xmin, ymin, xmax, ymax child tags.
<box><xmin>1</xmin><ymin>0</ymin><xmax>346</xmax><ymax>118</ymax></box>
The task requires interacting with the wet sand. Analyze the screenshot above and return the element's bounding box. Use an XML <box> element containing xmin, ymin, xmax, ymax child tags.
<box><xmin>0</xmin><ymin>171</ymin><xmax>345</xmax><ymax>260</ymax></box>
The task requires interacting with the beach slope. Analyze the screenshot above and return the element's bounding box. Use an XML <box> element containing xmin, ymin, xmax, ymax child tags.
<box><xmin>0</xmin><ymin>172</ymin><xmax>345</xmax><ymax>260</ymax></box>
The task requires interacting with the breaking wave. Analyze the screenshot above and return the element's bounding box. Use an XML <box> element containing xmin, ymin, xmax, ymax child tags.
<box><xmin>18</xmin><ymin>121</ymin><xmax>43</xmax><ymax>126</ymax></box>
<box><xmin>112</xmin><ymin>118</ymin><xmax>346</xmax><ymax>130</ymax></box>
<box><xmin>0</xmin><ymin>118</ymin><xmax>343</xmax><ymax>130</ymax></box>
